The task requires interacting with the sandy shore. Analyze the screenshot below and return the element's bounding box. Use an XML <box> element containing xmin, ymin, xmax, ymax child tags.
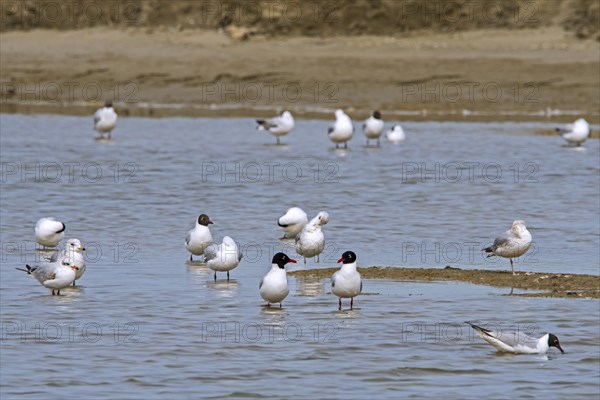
<box><xmin>1</xmin><ymin>27</ymin><xmax>599</xmax><ymax>123</ymax></box>
<box><xmin>289</xmin><ymin>267</ymin><xmax>600</xmax><ymax>298</ymax></box>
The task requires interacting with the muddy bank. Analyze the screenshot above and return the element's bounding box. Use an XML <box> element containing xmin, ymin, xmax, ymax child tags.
<box><xmin>289</xmin><ymin>266</ymin><xmax>600</xmax><ymax>298</ymax></box>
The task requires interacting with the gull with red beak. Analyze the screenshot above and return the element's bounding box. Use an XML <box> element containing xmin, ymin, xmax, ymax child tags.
<box><xmin>331</xmin><ymin>251</ymin><xmax>362</xmax><ymax>310</ymax></box>
<box><xmin>466</xmin><ymin>322</ymin><xmax>565</xmax><ymax>354</ymax></box>
<box><xmin>259</xmin><ymin>252</ymin><xmax>296</xmax><ymax>308</ymax></box>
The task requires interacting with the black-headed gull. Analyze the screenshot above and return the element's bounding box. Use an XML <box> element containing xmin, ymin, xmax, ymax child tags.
<box><xmin>331</xmin><ymin>251</ymin><xmax>362</xmax><ymax>310</ymax></box>
<box><xmin>328</xmin><ymin>109</ymin><xmax>354</xmax><ymax>149</ymax></box>
<box><xmin>185</xmin><ymin>214</ymin><xmax>214</xmax><ymax>261</ymax></box>
<box><xmin>278</xmin><ymin>207</ymin><xmax>308</xmax><ymax>240</ymax></box>
<box><xmin>16</xmin><ymin>258</ymin><xmax>79</xmax><ymax>295</ymax></box>
<box><xmin>466</xmin><ymin>322</ymin><xmax>564</xmax><ymax>354</ymax></box>
<box><xmin>556</xmin><ymin>118</ymin><xmax>590</xmax><ymax>146</ymax></box>
<box><xmin>385</xmin><ymin>124</ymin><xmax>406</xmax><ymax>143</ymax></box>
<box><xmin>204</xmin><ymin>236</ymin><xmax>242</xmax><ymax>281</ymax></box>
<box><xmin>94</xmin><ymin>100</ymin><xmax>118</xmax><ymax>139</ymax></box>
<box><xmin>256</xmin><ymin>110</ymin><xmax>295</xmax><ymax>145</ymax></box>
<box><xmin>363</xmin><ymin>110</ymin><xmax>384</xmax><ymax>147</ymax></box>
<box><xmin>483</xmin><ymin>220</ymin><xmax>532</xmax><ymax>275</ymax></box>
<box><xmin>295</xmin><ymin>211</ymin><xmax>329</xmax><ymax>264</ymax></box>
<box><xmin>34</xmin><ymin>217</ymin><xmax>65</xmax><ymax>248</ymax></box>
<box><xmin>259</xmin><ymin>252</ymin><xmax>296</xmax><ymax>308</ymax></box>
<box><xmin>45</xmin><ymin>238</ymin><xmax>86</xmax><ymax>286</ymax></box>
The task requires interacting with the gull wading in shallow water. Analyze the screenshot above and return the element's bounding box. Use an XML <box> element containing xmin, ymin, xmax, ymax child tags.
<box><xmin>295</xmin><ymin>211</ymin><xmax>329</xmax><ymax>265</ymax></box>
<box><xmin>556</xmin><ymin>118</ymin><xmax>590</xmax><ymax>146</ymax></box>
<box><xmin>204</xmin><ymin>236</ymin><xmax>242</xmax><ymax>281</ymax></box>
<box><xmin>466</xmin><ymin>322</ymin><xmax>564</xmax><ymax>354</ymax></box>
<box><xmin>34</xmin><ymin>217</ymin><xmax>66</xmax><ymax>249</ymax></box>
<box><xmin>16</xmin><ymin>257</ymin><xmax>79</xmax><ymax>295</ymax></box>
<box><xmin>259</xmin><ymin>252</ymin><xmax>296</xmax><ymax>308</ymax></box>
<box><xmin>363</xmin><ymin>110</ymin><xmax>384</xmax><ymax>147</ymax></box>
<box><xmin>277</xmin><ymin>207</ymin><xmax>308</xmax><ymax>240</ymax></box>
<box><xmin>385</xmin><ymin>125</ymin><xmax>406</xmax><ymax>143</ymax></box>
<box><xmin>185</xmin><ymin>214</ymin><xmax>214</xmax><ymax>261</ymax></box>
<box><xmin>331</xmin><ymin>251</ymin><xmax>362</xmax><ymax>310</ymax></box>
<box><xmin>256</xmin><ymin>110</ymin><xmax>295</xmax><ymax>145</ymax></box>
<box><xmin>328</xmin><ymin>109</ymin><xmax>354</xmax><ymax>149</ymax></box>
<box><xmin>483</xmin><ymin>220</ymin><xmax>532</xmax><ymax>275</ymax></box>
<box><xmin>93</xmin><ymin>100</ymin><xmax>118</xmax><ymax>140</ymax></box>
<box><xmin>45</xmin><ymin>238</ymin><xmax>86</xmax><ymax>286</ymax></box>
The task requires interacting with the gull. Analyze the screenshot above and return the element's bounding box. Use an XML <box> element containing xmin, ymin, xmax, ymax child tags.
<box><xmin>256</xmin><ymin>111</ymin><xmax>295</xmax><ymax>145</ymax></box>
<box><xmin>328</xmin><ymin>109</ymin><xmax>354</xmax><ymax>149</ymax></box>
<box><xmin>94</xmin><ymin>100</ymin><xmax>118</xmax><ymax>139</ymax></box>
<box><xmin>34</xmin><ymin>217</ymin><xmax>65</xmax><ymax>249</ymax></box>
<box><xmin>277</xmin><ymin>207</ymin><xmax>308</xmax><ymax>240</ymax></box>
<box><xmin>204</xmin><ymin>236</ymin><xmax>242</xmax><ymax>281</ymax></box>
<box><xmin>385</xmin><ymin>125</ymin><xmax>406</xmax><ymax>143</ymax></box>
<box><xmin>295</xmin><ymin>211</ymin><xmax>329</xmax><ymax>264</ymax></box>
<box><xmin>556</xmin><ymin>118</ymin><xmax>590</xmax><ymax>146</ymax></box>
<box><xmin>185</xmin><ymin>214</ymin><xmax>214</xmax><ymax>261</ymax></box>
<box><xmin>466</xmin><ymin>322</ymin><xmax>564</xmax><ymax>354</ymax></box>
<box><xmin>259</xmin><ymin>252</ymin><xmax>296</xmax><ymax>308</ymax></box>
<box><xmin>16</xmin><ymin>257</ymin><xmax>79</xmax><ymax>295</ymax></box>
<box><xmin>483</xmin><ymin>220</ymin><xmax>532</xmax><ymax>275</ymax></box>
<box><xmin>363</xmin><ymin>110</ymin><xmax>384</xmax><ymax>147</ymax></box>
<box><xmin>331</xmin><ymin>251</ymin><xmax>362</xmax><ymax>310</ymax></box>
<box><xmin>45</xmin><ymin>238</ymin><xmax>86</xmax><ymax>286</ymax></box>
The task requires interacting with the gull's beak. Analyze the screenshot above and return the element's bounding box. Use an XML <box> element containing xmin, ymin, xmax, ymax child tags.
<box><xmin>289</xmin><ymin>259</ymin><xmax>297</xmax><ymax>263</ymax></box>
<box><xmin>557</xmin><ymin>344</ymin><xmax>565</xmax><ymax>354</ymax></box>
<box><xmin>71</xmin><ymin>266</ymin><xmax>79</xmax><ymax>270</ymax></box>
<box><xmin>337</xmin><ymin>257</ymin><xmax>343</xmax><ymax>263</ymax></box>
<box><xmin>81</xmin><ymin>247</ymin><xmax>86</xmax><ymax>251</ymax></box>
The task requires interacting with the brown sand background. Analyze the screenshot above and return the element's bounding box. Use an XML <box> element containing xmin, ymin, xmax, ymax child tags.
<box><xmin>0</xmin><ymin>0</ymin><xmax>599</xmax><ymax>123</ymax></box>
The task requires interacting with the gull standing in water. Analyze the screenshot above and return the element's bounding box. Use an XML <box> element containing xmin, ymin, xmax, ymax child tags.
<box><xmin>466</xmin><ymin>322</ymin><xmax>564</xmax><ymax>354</ymax></box>
<box><xmin>94</xmin><ymin>100</ymin><xmax>118</xmax><ymax>139</ymax></box>
<box><xmin>363</xmin><ymin>110</ymin><xmax>384</xmax><ymax>147</ymax></box>
<box><xmin>483</xmin><ymin>220</ymin><xmax>532</xmax><ymax>275</ymax></box>
<box><xmin>256</xmin><ymin>111</ymin><xmax>295</xmax><ymax>145</ymax></box>
<box><xmin>45</xmin><ymin>238</ymin><xmax>86</xmax><ymax>286</ymax></box>
<box><xmin>259</xmin><ymin>252</ymin><xmax>296</xmax><ymax>308</ymax></box>
<box><xmin>277</xmin><ymin>207</ymin><xmax>308</xmax><ymax>240</ymax></box>
<box><xmin>204</xmin><ymin>236</ymin><xmax>242</xmax><ymax>281</ymax></box>
<box><xmin>385</xmin><ymin>125</ymin><xmax>406</xmax><ymax>143</ymax></box>
<box><xmin>295</xmin><ymin>211</ymin><xmax>329</xmax><ymax>264</ymax></box>
<box><xmin>556</xmin><ymin>118</ymin><xmax>590</xmax><ymax>146</ymax></box>
<box><xmin>331</xmin><ymin>251</ymin><xmax>362</xmax><ymax>310</ymax></box>
<box><xmin>34</xmin><ymin>217</ymin><xmax>65</xmax><ymax>249</ymax></box>
<box><xmin>185</xmin><ymin>214</ymin><xmax>214</xmax><ymax>261</ymax></box>
<box><xmin>328</xmin><ymin>109</ymin><xmax>354</xmax><ymax>149</ymax></box>
<box><xmin>16</xmin><ymin>257</ymin><xmax>79</xmax><ymax>295</ymax></box>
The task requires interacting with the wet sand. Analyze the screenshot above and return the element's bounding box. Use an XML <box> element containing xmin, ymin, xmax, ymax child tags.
<box><xmin>1</xmin><ymin>27</ymin><xmax>599</xmax><ymax>123</ymax></box>
<box><xmin>290</xmin><ymin>267</ymin><xmax>600</xmax><ymax>298</ymax></box>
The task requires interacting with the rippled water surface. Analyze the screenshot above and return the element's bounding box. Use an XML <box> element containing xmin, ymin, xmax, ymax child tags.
<box><xmin>1</xmin><ymin>114</ymin><xmax>599</xmax><ymax>399</ymax></box>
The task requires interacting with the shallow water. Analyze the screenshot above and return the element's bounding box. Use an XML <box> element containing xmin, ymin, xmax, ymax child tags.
<box><xmin>1</xmin><ymin>114</ymin><xmax>599</xmax><ymax>398</ymax></box>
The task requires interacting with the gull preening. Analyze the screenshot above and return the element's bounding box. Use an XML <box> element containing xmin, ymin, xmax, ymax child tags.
<box><xmin>259</xmin><ymin>252</ymin><xmax>296</xmax><ymax>308</ymax></box>
<box><xmin>204</xmin><ymin>236</ymin><xmax>242</xmax><ymax>281</ymax></box>
<box><xmin>16</xmin><ymin>257</ymin><xmax>79</xmax><ymax>295</ymax></box>
<box><xmin>256</xmin><ymin>110</ymin><xmax>295</xmax><ymax>145</ymax></box>
<box><xmin>385</xmin><ymin>125</ymin><xmax>406</xmax><ymax>143</ymax></box>
<box><xmin>94</xmin><ymin>100</ymin><xmax>118</xmax><ymax>140</ymax></box>
<box><xmin>328</xmin><ymin>109</ymin><xmax>354</xmax><ymax>149</ymax></box>
<box><xmin>34</xmin><ymin>217</ymin><xmax>66</xmax><ymax>249</ymax></box>
<box><xmin>556</xmin><ymin>118</ymin><xmax>590</xmax><ymax>146</ymax></box>
<box><xmin>185</xmin><ymin>214</ymin><xmax>214</xmax><ymax>261</ymax></box>
<box><xmin>277</xmin><ymin>207</ymin><xmax>308</xmax><ymax>240</ymax></box>
<box><xmin>483</xmin><ymin>220</ymin><xmax>532</xmax><ymax>275</ymax></box>
<box><xmin>363</xmin><ymin>110</ymin><xmax>384</xmax><ymax>147</ymax></box>
<box><xmin>466</xmin><ymin>322</ymin><xmax>564</xmax><ymax>354</ymax></box>
<box><xmin>45</xmin><ymin>238</ymin><xmax>86</xmax><ymax>286</ymax></box>
<box><xmin>295</xmin><ymin>211</ymin><xmax>329</xmax><ymax>264</ymax></box>
<box><xmin>331</xmin><ymin>251</ymin><xmax>362</xmax><ymax>310</ymax></box>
